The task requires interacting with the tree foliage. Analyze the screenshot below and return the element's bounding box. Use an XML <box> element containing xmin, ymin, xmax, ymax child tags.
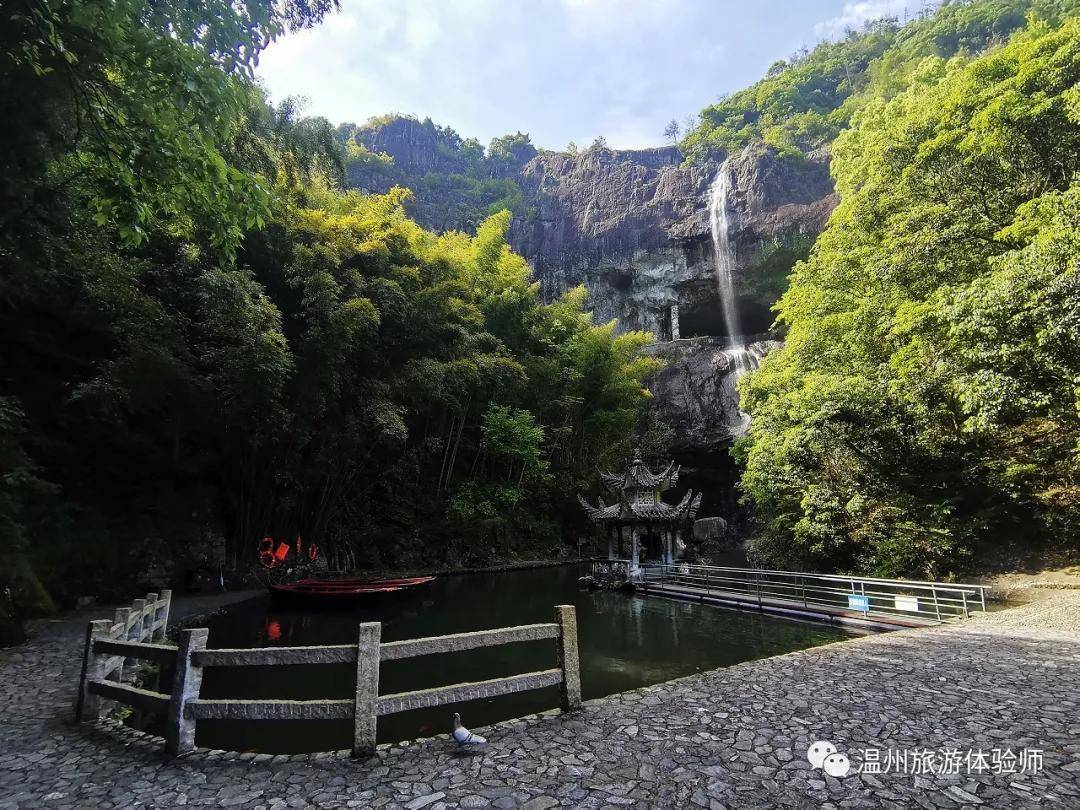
<box><xmin>682</xmin><ymin>0</ymin><xmax>1078</xmax><ymax>160</ymax></box>
<box><xmin>1</xmin><ymin>0</ymin><xmax>336</xmax><ymax>257</ymax></box>
<box><xmin>0</xmin><ymin>0</ymin><xmax>660</xmax><ymax>636</ymax></box>
<box><xmin>737</xmin><ymin>16</ymin><xmax>1080</xmax><ymax>577</ymax></box>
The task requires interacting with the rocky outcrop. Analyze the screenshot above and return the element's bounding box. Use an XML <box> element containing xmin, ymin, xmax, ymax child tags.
<box><xmin>692</xmin><ymin>517</ymin><xmax>729</xmax><ymax>542</ymax></box>
<box><xmin>644</xmin><ymin>337</ymin><xmax>782</xmax><ymax>454</ymax></box>
<box><xmin>354</xmin><ymin>116</ymin><xmax>472</xmax><ymax>177</ymax></box>
<box><xmin>511</xmin><ymin>146</ymin><xmax>705</xmax><ymax>271</ymax></box>
<box><xmin>509</xmin><ymin>146</ymin><xmax>711</xmax><ymax>333</ymax></box>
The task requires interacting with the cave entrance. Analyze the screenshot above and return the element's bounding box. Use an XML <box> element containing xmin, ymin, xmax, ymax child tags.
<box><xmin>739</xmin><ymin>300</ymin><xmax>775</xmax><ymax>336</ymax></box>
<box><xmin>672</xmin><ymin>447</ymin><xmax>750</xmax><ymax>566</ymax></box>
<box><xmin>678</xmin><ymin>304</ymin><xmax>727</xmax><ymax>339</ymax></box>
<box><xmin>677</xmin><ymin>298</ymin><xmax>775</xmax><ymax>340</ymax></box>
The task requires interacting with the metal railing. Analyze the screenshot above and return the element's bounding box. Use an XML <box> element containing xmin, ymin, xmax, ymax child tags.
<box><xmin>75</xmin><ymin>603</ymin><xmax>581</xmax><ymax>757</ymax></box>
<box><xmin>637</xmin><ymin>563</ymin><xmax>988</xmax><ymax>625</ymax></box>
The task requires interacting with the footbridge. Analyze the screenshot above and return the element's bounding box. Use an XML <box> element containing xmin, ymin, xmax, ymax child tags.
<box><xmin>623</xmin><ymin>563</ymin><xmax>989</xmax><ymax>631</ymax></box>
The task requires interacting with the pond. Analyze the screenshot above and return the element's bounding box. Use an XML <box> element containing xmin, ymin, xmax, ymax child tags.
<box><xmin>192</xmin><ymin>564</ymin><xmax>854</xmax><ymax>753</ymax></box>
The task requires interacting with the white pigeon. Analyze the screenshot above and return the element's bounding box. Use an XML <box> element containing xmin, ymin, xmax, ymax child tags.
<box><xmin>451</xmin><ymin>712</ymin><xmax>487</xmax><ymax>746</ymax></box>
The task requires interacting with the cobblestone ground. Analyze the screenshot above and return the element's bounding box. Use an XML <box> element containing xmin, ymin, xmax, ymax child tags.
<box><xmin>1</xmin><ymin>591</ymin><xmax>1078</xmax><ymax>809</ymax></box>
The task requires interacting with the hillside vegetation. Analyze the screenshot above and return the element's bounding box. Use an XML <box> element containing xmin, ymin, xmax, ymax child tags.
<box><xmin>683</xmin><ymin>0</ymin><xmax>1078</xmax><ymax>160</ymax></box>
<box><xmin>736</xmin><ymin>9</ymin><xmax>1080</xmax><ymax>577</ymax></box>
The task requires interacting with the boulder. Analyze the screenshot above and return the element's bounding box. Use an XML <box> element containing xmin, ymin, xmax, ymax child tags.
<box><xmin>693</xmin><ymin>516</ymin><xmax>729</xmax><ymax>542</ymax></box>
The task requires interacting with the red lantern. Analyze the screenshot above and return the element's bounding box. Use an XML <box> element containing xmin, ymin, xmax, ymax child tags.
<box><xmin>274</xmin><ymin>542</ymin><xmax>290</xmax><ymax>561</ymax></box>
<box><xmin>308</xmin><ymin>543</ymin><xmax>319</xmax><ymax>561</ymax></box>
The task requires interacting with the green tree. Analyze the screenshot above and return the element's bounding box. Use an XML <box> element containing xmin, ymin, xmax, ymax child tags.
<box><xmin>738</xmin><ymin>16</ymin><xmax>1080</xmax><ymax>577</ymax></box>
<box><xmin>1</xmin><ymin>0</ymin><xmax>336</xmax><ymax>257</ymax></box>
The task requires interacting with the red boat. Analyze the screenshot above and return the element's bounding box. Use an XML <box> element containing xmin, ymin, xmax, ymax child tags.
<box><xmin>268</xmin><ymin>576</ymin><xmax>436</xmax><ymax>603</ymax></box>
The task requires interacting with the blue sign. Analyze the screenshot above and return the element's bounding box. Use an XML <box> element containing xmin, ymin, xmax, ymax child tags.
<box><xmin>848</xmin><ymin>594</ymin><xmax>870</xmax><ymax>612</ymax></box>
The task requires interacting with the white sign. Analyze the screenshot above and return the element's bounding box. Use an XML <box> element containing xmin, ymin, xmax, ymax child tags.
<box><xmin>894</xmin><ymin>595</ymin><xmax>920</xmax><ymax>612</ymax></box>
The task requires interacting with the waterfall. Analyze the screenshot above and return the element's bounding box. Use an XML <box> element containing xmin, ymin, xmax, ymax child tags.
<box><xmin>710</xmin><ymin>161</ymin><xmax>751</xmax><ymax>435</ymax></box>
<box><xmin>708</xmin><ymin>161</ymin><xmax>747</xmax><ymax>372</ymax></box>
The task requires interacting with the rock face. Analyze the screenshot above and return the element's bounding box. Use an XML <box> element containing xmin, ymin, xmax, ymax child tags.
<box><xmin>509</xmin><ymin>145</ymin><xmax>711</xmax><ymax>328</ymax></box>
<box><xmin>509</xmin><ymin>143</ymin><xmax>831</xmax><ymax>468</ymax></box>
<box><xmin>358</xmin><ymin>116</ymin><xmax>467</xmax><ymax>176</ymax></box>
<box><xmin>644</xmin><ymin>338</ymin><xmax>783</xmax><ymax>453</ymax></box>
<box><xmin>513</xmin><ymin>142</ymin><xmax>835</xmax><ymax>341</ymax></box>
<box><xmin>644</xmin><ymin>338</ymin><xmax>746</xmax><ymax>453</ymax></box>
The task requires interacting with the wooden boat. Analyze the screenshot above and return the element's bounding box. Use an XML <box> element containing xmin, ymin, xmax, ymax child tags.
<box><xmin>294</xmin><ymin>576</ymin><xmax>435</xmax><ymax>588</ymax></box>
<box><xmin>268</xmin><ymin>576</ymin><xmax>435</xmax><ymax>603</ymax></box>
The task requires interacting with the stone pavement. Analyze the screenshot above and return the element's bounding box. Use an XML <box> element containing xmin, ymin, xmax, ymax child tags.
<box><xmin>1</xmin><ymin>590</ymin><xmax>1078</xmax><ymax>808</ymax></box>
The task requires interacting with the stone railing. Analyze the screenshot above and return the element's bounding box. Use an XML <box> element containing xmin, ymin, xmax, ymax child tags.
<box><xmin>74</xmin><ymin>590</ymin><xmax>172</xmax><ymax>723</ymax></box>
<box><xmin>75</xmin><ymin>603</ymin><xmax>581</xmax><ymax>758</ymax></box>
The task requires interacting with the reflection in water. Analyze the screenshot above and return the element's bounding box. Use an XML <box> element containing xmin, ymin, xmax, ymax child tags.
<box><xmin>192</xmin><ymin>565</ymin><xmax>852</xmax><ymax>753</ymax></box>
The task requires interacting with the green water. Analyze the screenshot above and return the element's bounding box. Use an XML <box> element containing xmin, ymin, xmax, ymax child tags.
<box><xmin>193</xmin><ymin>564</ymin><xmax>852</xmax><ymax>753</ymax></box>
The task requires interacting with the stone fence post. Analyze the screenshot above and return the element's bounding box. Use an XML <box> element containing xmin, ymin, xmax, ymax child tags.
<box><xmin>113</xmin><ymin>607</ymin><xmax>132</xmax><ymax>681</ymax></box>
<box><xmin>555</xmin><ymin>605</ymin><xmax>581</xmax><ymax>712</ymax></box>
<box><xmin>142</xmin><ymin>593</ymin><xmax>157</xmax><ymax>641</ymax></box>
<box><xmin>74</xmin><ymin>619</ymin><xmax>113</xmax><ymax>722</ymax></box>
<box><xmin>155</xmin><ymin>589</ymin><xmax>172</xmax><ymax>641</ymax></box>
<box><xmin>129</xmin><ymin>598</ymin><xmax>146</xmax><ymax>661</ymax></box>
<box><xmin>352</xmin><ymin>622</ymin><xmax>381</xmax><ymax>758</ymax></box>
<box><xmin>165</xmin><ymin>628</ymin><xmax>208</xmax><ymax>756</ymax></box>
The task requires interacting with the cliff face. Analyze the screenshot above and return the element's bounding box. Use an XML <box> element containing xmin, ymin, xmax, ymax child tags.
<box><xmin>512</xmin><ymin>142</ymin><xmax>835</xmax><ymax>341</ymax></box>
<box><xmin>347</xmin><ymin>117</ymin><xmax>838</xmax><ymax>455</ymax></box>
<box><xmin>358</xmin><ymin>116</ymin><xmax>469</xmax><ymax>175</ymax></box>
<box><xmin>510</xmin><ymin>146</ymin><xmax>712</xmax><ymax>334</ymax></box>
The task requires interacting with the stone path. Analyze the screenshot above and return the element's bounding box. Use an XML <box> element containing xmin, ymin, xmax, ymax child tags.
<box><xmin>1</xmin><ymin>590</ymin><xmax>1078</xmax><ymax>808</ymax></box>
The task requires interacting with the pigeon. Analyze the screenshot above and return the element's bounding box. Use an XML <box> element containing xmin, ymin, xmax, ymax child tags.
<box><xmin>451</xmin><ymin>712</ymin><xmax>487</xmax><ymax>746</ymax></box>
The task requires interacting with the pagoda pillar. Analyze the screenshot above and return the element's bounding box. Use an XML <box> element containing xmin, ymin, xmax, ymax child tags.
<box><xmin>607</xmin><ymin>526</ymin><xmax>614</xmax><ymax>561</ymax></box>
<box><xmin>630</xmin><ymin>525</ymin><xmax>640</xmax><ymax>570</ymax></box>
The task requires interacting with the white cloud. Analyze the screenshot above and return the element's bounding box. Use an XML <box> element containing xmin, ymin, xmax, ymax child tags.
<box><xmin>813</xmin><ymin>0</ymin><xmax>936</xmax><ymax>40</ymax></box>
<box><xmin>404</xmin><ymin>14</ymin><xmax>440</xmax><ymax>51</ymax></box>
<box><xmin>253</xmin><ymin>1</ymin><xmax>857</xmax><ymax>151</ymax></box>
<box><xmin>558</xmin><ymin>0</ymin><xmax>672</xmax><ymax>37</ymax></box>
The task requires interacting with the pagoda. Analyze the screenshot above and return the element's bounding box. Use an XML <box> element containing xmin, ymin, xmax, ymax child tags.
<box><xmin>578</xmin><ymin>450</ymin><xmax>702</xmax><ymax>570</ymax></box>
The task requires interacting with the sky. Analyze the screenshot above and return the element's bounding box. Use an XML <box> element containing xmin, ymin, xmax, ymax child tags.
<box><xmin>256</xmin><ymin>0</ymin><xmax>935</xmax><ymax>151</ymax></box>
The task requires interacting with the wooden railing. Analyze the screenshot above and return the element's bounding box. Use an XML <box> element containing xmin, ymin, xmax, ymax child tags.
<box><xmin>75</xmin><ymin>603</ymin><xmax>582</xmax><ymax>757</ymax></box>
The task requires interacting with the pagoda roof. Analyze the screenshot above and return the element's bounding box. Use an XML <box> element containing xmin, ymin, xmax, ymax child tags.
<box><xmin>599</xmin><ymin>452</ymin><xmax>680</xmax><ymax>493</ymax></box>
<box><xmin>577</xmin><ymin>491</ymin><xmax>702</xmax><ymax>524</ymax></box>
